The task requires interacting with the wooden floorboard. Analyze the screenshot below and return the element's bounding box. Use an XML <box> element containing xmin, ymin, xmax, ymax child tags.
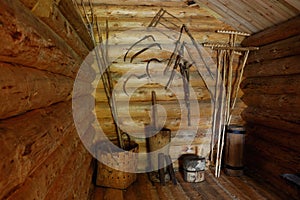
<box><xmin>94</xmin><ymin>170</ymin><xmax>280</xmax><ymax>200</ymax></box>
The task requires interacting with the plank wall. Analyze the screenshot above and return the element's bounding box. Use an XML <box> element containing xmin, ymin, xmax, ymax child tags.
<box><xmin>0</xmin><ymin>0</ymin><xmax>95</xmax><ymax>199</ymax></box>
<box><xmin>241</xmin><ymin>15</ymin><xmax>300</xmax><ymax>199</ymax></box>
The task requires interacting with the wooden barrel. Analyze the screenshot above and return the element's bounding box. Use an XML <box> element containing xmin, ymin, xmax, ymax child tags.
<box><xmin>183</xmin><ymin>154</ymin><xmax>206</xmax><ymax>182</ymax></box>
<box><xmin>224</xmin><ymin>125</ymin><xmax>246</xmax><ymax>176</ymax></box>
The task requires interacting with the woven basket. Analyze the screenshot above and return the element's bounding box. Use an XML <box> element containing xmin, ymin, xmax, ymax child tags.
<box><xmin>96</xmin><ymin>141</ymin><xmax>139</xmax><ymax>189</ymax></box>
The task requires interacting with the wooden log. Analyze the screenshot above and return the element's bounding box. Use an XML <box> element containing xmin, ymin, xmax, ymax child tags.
<box><xmin>241</xmin><ymin>74</ymin><xmax>300</xmax><ymax>94</ymax></box>
<box><xmin>72</xmin><ymin>95</ymin><xmax>95</xmax><ymax>122</ymax></box>
<box><xmin>0</xmin><ymin>0</ymin><xmax>81</xmax><ymax>78</ymax></box>
<box><xmin>103</xmin><ymin>188</ymin><xmax>124</xmax><ymax>200</ymax></box>
<box><xmin>34</xmin><ymin>3</ymin><xmax>90</xmax><ymax>59</ymax></box>
<box><xmin>246</xmin><ymin>34</ymin><xmax>300</xmax><ymax>64</ymax></box>
<box><xmin>95</xmin><ymin>100</ymin><xmax>213</xmax><ymax>118</ymax></box>
<box><xmin>0</xmin><ymin>62</ymin><xmax>73</xmax><ymax>119</ymax></box>
<box><xmin>75</xmin><ymin>60</ymin><xmax>97</xmax><ymax>83</ymax></box>
<box><xmin>95</xmin><ymin>111</ymin><xmax>244</xmax><ymax>138</ymax></box>
<box><xmin>95</xmin><ymin>115</ymin><xmax>213</xmax><ymax>137</ymax></box>
<box><xmin>244</xmin><ymin>55</ymin><xmax>300</xmax><ymax>77</ymax></box>
<box><xmin>245</xmin><ymin>136</ymin><xmax>300</xmax><ymax>171</ymax></box>
<box><xmin>245</xmin><ymin>151</ymin><xmax>299</xmax><ymax>199</ymax></box>
<box><xmin>6</xmin><ymin>129</ymin><xmax>80</xmax><ymax>200</ymax></box>
<box><xmin>18</xmin><ymin>0</ymin><xmax>38</xmax><ymax>9</ymax></box>
<box><xmin>242</xmin><ymin>16</ymin><xmax>300</xmax><ymax>47</ymax></box>
<box><xmin>96</xmin><ymin>17</ymin><xmax>233</xmax><ymax>33</ymax></box>
<box><xmin>58</xmin><ymin>0</ymin><xmax>94</xmax><ymax>50</ymax></box>
<box><xmin>242</xmin><ymin>106</ymin><xmax>300</xmax><ymax>134</ymax></box>
<box><xmin>245</xmin><ymin>139</ymin><xmax>300</xmax><ymax>199</ymax></box>
<box><xmin>245</xmin><ymin>123</ymin><xmax>300</xmax><ymax>152</ymax></box>
<box><xmin>72</xmin><ymin>80</ymin><xmax>95</xmax><ymax>98</ymax></box>
<box><xmin>95</xmin><ymin>99</ymin><xmax>244</xmax><ymax>118</ymax></box>
<box><xmin>96</xmin><ymin>86</ymin><xmax>211</xmax><ymax>102</ymax></box>
<box><xmin>0</xmin><ymin>101</ymin><xmax>75</xmax><ymax>199</ymax></box>
<box><xmin>242</xmin><ymin>93</ymin><xmax>300</xmax><ymax>112</ymax></box>
<box><xmin>79</xmin><ymin>125</ymin><xmax>97</xmax><ymax>151</ymax></box>
<box><xmin>98</xmin><ymin>72</ymin><xmax>212</xmax><ymax>90</ymax></box>
<box><xmin>72</xmin><ymin>156</ymin><xmax>94</xmax><ymax>200</ymax></box>
<box><xmin>74</xmin><ymin>111</ymin><xmax>96</xmax><ymax>137</ymax></box>
<box><xmin>95</xmin><ymin>12</ymin><xmax>222</xmax><ymax>25</ymax></box>
<box><xmin>92</xmin><ymin>5</ymin><xmax>215</xmax><ymax>19</ymax></box>
<box><xmin>97</xmin><ymin>113</ymin><xmax>244</xmax><ymax>139</ymax></box>
<box><xmin>101</xmin><ymin>30</ymin><xmax>238</xmax><ymax>46</ymax></box>
<box><xmin>44</xmin><ymin>143</ymin><xmax>91</xmax><ymax>200</ymax></box>
<box><xmin>79</xmin><ymin>0</ymin><xmax>188</xmax><ymax>7</ymax></box>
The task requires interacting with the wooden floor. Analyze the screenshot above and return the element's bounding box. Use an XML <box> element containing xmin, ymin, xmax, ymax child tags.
<box><xmin>93</xmin><ymin>170</ymin><xmax>282</xmax><ymax>200</ymax></box>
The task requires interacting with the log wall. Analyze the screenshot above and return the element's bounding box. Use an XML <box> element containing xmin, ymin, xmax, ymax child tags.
<box><xmin>241</xmin><ymin>16</ymin><xmax>300</xmax><ymax>199</ymax></box>
<box><xmin>0</xmin><ymin>0</ymin><xmax>95</xmax><ymax>199</ymax></box>
<box><xmin>91</xmin><ymin>4</ymin><xmax>246</xmax><ymax>170</ymax></box>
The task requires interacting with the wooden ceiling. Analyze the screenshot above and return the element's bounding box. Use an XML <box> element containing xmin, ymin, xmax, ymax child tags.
<box><xmin>79</xmin><ymin>0</ymin><xmax>300</xmax><ymax>34</ymax></box>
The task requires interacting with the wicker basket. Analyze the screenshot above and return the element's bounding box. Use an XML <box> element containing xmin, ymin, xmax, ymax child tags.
<box><xmin>96</xmin><ymin>141</ymin><xmax>139</xmax><ymax>189</ymax></box>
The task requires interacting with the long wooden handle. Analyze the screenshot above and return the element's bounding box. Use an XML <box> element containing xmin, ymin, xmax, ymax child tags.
<box><xmin>151</xmin><ymin>91</ymin><xmax>158</xmax><ymax>130</ymax></box>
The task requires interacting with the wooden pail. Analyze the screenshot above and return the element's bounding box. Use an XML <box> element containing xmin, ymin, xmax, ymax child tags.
<box><xmin>183</xmin><ymin>154</ymin><xmax>206</xmax><ymax>182</ymax></box>
<box><xmin>224</xmin><ymin>125</ymin><xmax>245</xmax><ymax>176</ymax></box>
<box><xmin>96</xmin><ymin>138</ymin><xmax>139</xmax><ymax>189</ymax></box>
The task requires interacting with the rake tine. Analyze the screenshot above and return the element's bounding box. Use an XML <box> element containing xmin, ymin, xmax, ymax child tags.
<box><xmin>130</xmin><ymin>43</ymin><xmax>162</xmax><ymax>63</ymax></box>
<box><xmin>124</xmin><ymin>35</ymin><xmax>156</xmax><ymax>62</ymax></box>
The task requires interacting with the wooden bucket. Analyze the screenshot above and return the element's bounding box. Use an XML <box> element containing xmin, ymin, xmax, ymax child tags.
<box><xmin>224</xmin><ymin>125</ymin><xmax>245</xmax><ymax>176</ymax></box>
<box><xmin>96</xmin><ymin>140</ymin><xmax>139</xmax><ymax>189</ymax></box>
<box><xmin>183</xmin><ymin>154</ymin><xmax>206</xmax><ymax>182</ymax></box>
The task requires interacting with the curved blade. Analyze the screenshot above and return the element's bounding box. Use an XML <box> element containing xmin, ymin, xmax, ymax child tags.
<box><xmin>130</xmin><ymin>43</ymin><xmax>162</xmax><ymax>63</ymax></box>
<box><xmin>124</xmin><ymin>35</ymin><xmax>156</xmax><ymax>62</ymax></box>
<box><xmin>146</xmin><ymin>58</ymin><xmax>168</xmax><ymax>79</ymax></box>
